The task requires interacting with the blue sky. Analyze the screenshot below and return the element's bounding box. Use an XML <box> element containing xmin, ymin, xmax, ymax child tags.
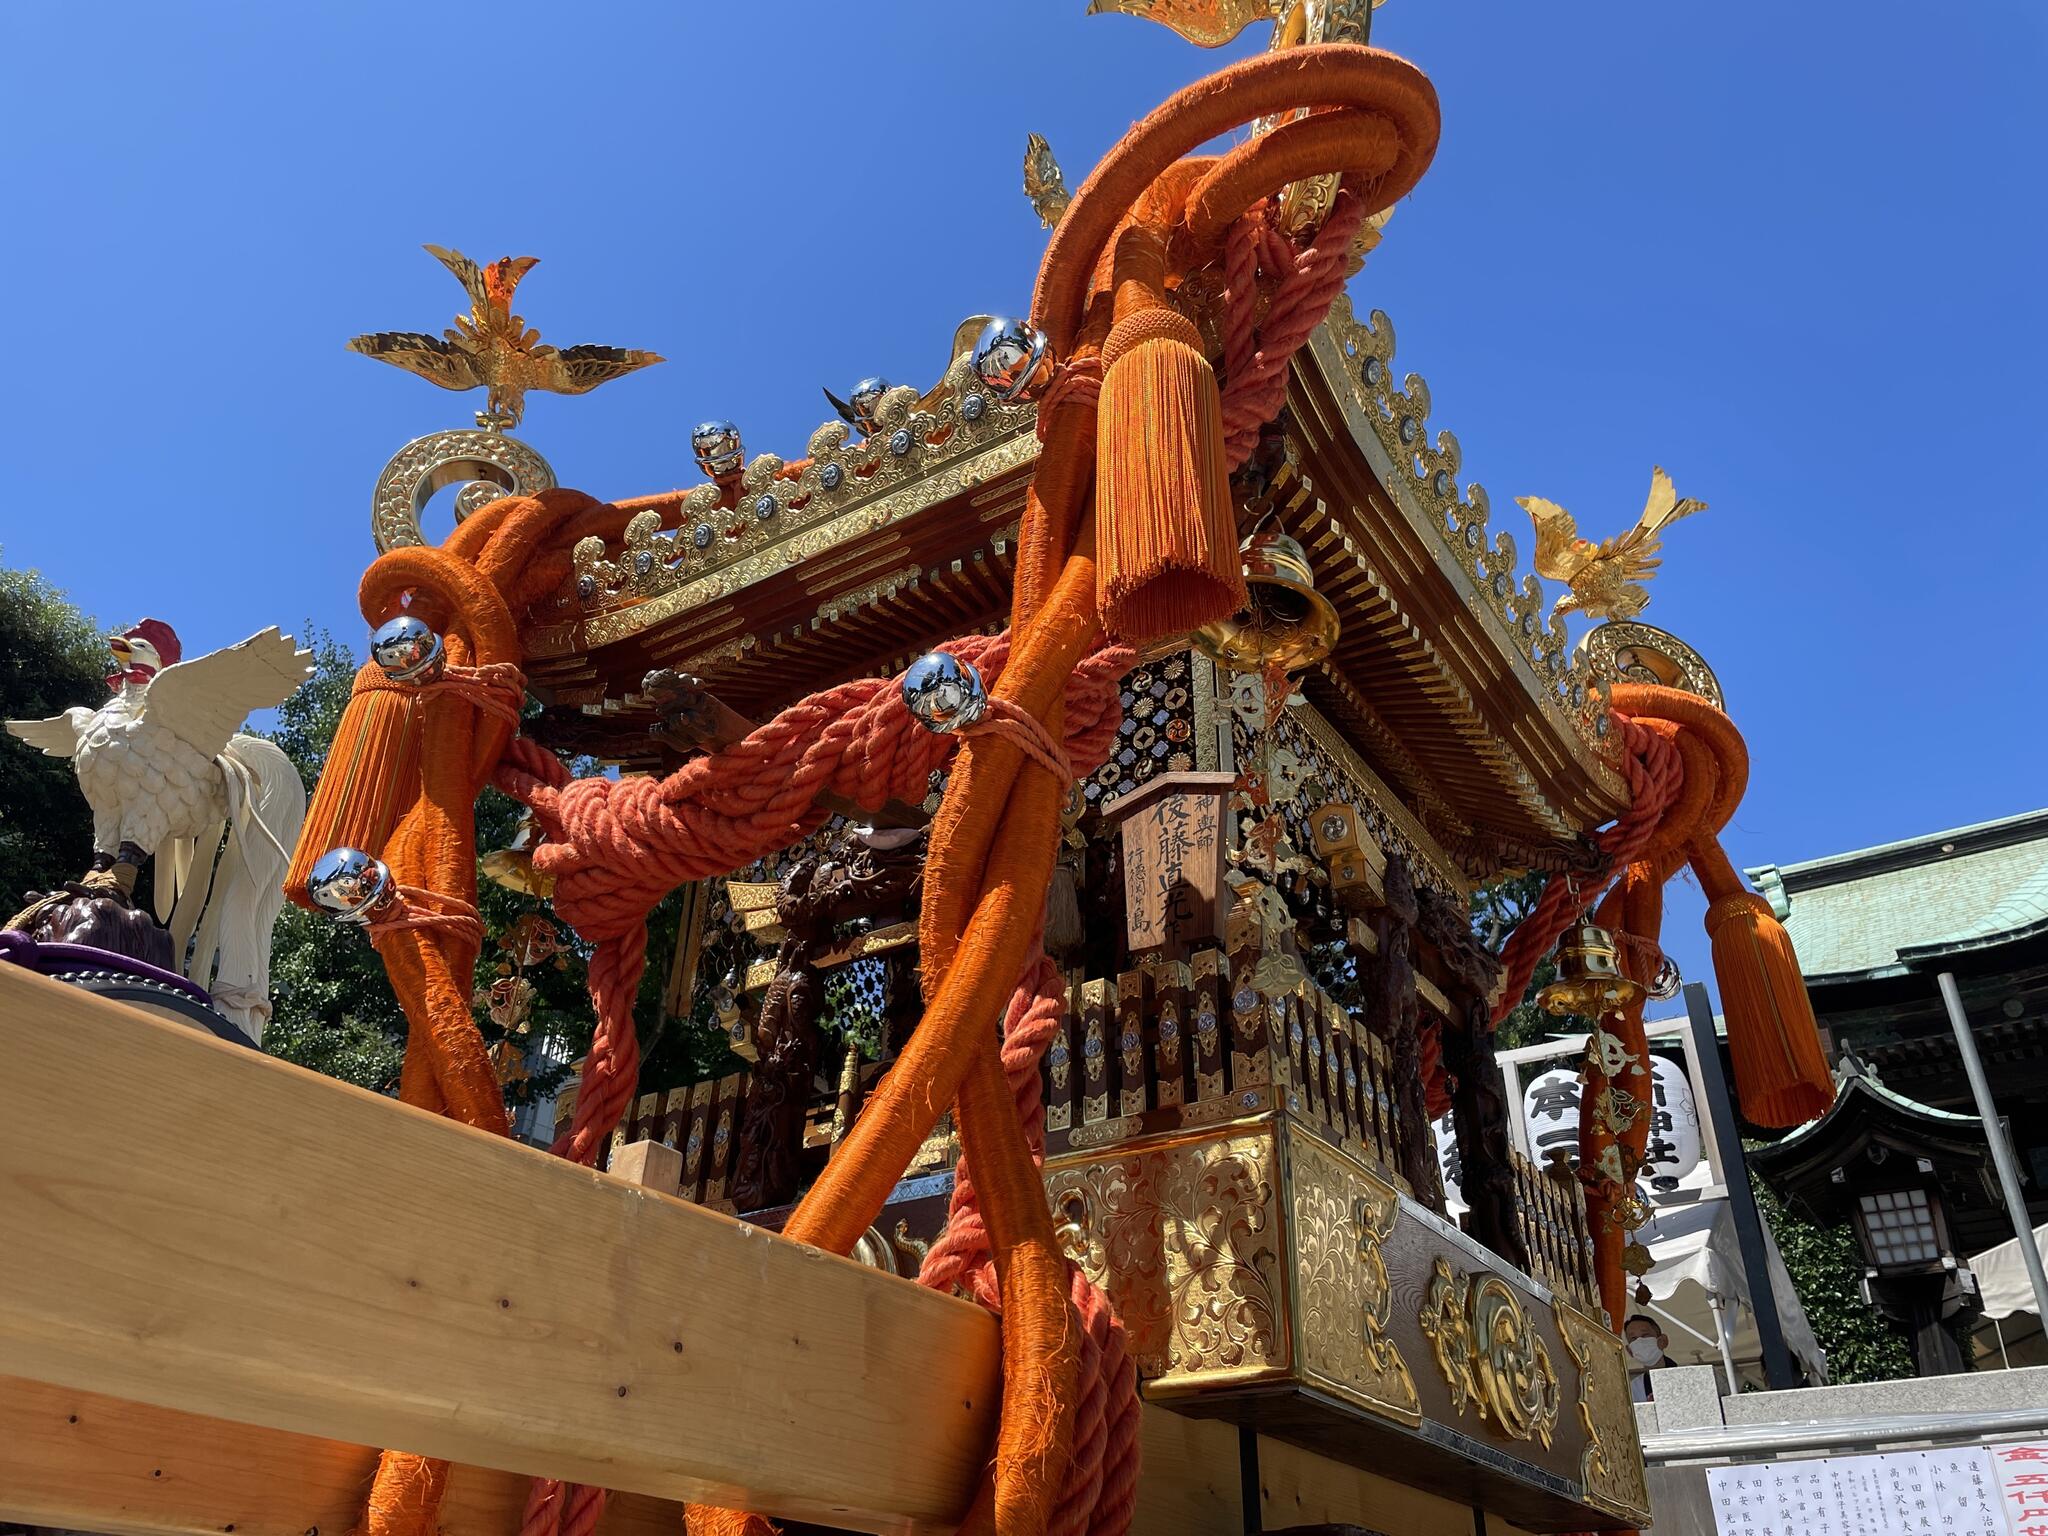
<box><xmin>4</xmin><ymin>2</ymin><xmax>2044</xmax><ymax>994</ymax></box>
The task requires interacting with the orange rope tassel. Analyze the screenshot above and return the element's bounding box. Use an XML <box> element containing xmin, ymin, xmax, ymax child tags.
<box><xmin>1093</xmin><ymin>303</ymin><xmax>1241</xmax><ymax>645</ymax></box>
<box><xmin>285</xmin><ymin>663</ymin><xmax>423</xmax><ymax>905</ymax></box>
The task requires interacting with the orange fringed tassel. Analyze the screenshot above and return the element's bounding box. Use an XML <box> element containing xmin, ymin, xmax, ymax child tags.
<box><xmin>1093</xmin><ymin>306</ymin><xmax>1244</xmax><ymax>645</ymax></box>
<box><xmin>284</xmin><ymin>663</ymin><xmax>423</xmax><ymax>907</ymax></box>
<box><xmin>1704</xmin><ymin>889</ymin><xmax>1834</xmax><ymax>1127</ymax></box>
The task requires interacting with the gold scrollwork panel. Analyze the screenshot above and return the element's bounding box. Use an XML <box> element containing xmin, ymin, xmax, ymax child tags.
<box><xmin>1047</xmin><ymin>1129</ymin><xmax>1288</xmax><ymax>1391</ymax></box>
<box><xmin>1418</xmin><ymin>1256</ymin><xmax>1562</xmax><ymax>1450</ymax></box>
<box><xmin>1556</xmin><ymin>1301</ymin><xmax>1652</xmax><ymax>1526</ymax></box>
<box><xmin>1284</xmin><ymin>1127</ymin><xmax>1421</xmax><ymax>1425</ymax></box>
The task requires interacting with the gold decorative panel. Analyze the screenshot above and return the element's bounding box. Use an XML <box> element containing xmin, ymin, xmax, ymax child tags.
<box><xmin>1557</xmin><ymin>1301</ymin><xmax>1652</xmax><ymax>1526</ymax></box>
<box><xmin>1418</xmin><ymin>1254</ymin><xmax>1562</xmax><ymax>1449</ymax></box>
<box><xmin>1048</xmin><ymin>1128</ymin><xmax>1287</xmax><ymax>1390</ymax></box>
<box><xmin>1285</xmin><ymin>1128</ymin><xmax>1420</xmax><ymax>1425</ymax></box>
<box><xmin>1024</xmin><ymin>1112</ymin><xmax>1645</xmax><ymax>1530</ymax></box>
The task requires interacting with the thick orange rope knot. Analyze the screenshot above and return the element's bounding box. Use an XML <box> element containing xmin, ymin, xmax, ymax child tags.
<box><xmin>964</xmin><ymin>696</ymin><xmax>1074</xmax><ymax>782</ymax></box>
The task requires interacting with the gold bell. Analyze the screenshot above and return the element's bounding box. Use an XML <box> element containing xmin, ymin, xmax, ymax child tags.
<box><xmin>1193</xmin><ymin>530</ymin><xmax>1340</xmax><ymax>675</ymax></box>
<box><xmin>481</xmin><ymin>810</ymin><xmax>554</xmax><ymax>899</ymax></box>
<box><xmin>1536</xmin><ymin>923</ymin><xmax>1642</xmax><ymax>1018</ymax></box>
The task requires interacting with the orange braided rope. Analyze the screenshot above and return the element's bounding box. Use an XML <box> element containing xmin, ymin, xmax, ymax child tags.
<box><xmin>1477</xmin><ymin>685</ymin><xmax>1832</xmax><ymax>1324</ymax></box>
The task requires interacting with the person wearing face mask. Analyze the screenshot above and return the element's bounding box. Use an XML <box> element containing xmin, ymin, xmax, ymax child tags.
<box><xmin>1624</xmin><ymin>1314</ymin><xmax>1675</xmax><ymax>1401</ymax></box>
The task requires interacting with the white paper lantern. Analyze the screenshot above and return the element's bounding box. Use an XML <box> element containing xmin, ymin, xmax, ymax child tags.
<box><xmin>1519</xmin><ymin>1053</ymin><xmax>1702</xmax><ymax>1190</ymax></box>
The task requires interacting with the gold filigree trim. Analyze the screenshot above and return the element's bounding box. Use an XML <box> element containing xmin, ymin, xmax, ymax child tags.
<box><xmin>1309</xmin><ymin>298</ymin><xmax>1624</xmax><ymax>771</ymax></box>
<box><xmin>1048</xmin><ymin>1130</ymin><xmax>1286</xmax><ymax>1386</ymax></box>
<box><xmin>1557</xmin><ymin>1301</ymin><xmax>1652</xmax><ymax>1524</ymax></box>
<box><xmin>1287</xmin><ymin>1127</ymin><xmax>1420</xmax><ymax>1425</ymax></box>
<box><xmin>1579</xmin><ymin>619</ymin><xmax>1724</xmax><ymax>711</ymax></box>
<box><xmin>1418</xmin><ymin>1255</ymin><xmax>1562</xmax><ymax>1449</ymax></box>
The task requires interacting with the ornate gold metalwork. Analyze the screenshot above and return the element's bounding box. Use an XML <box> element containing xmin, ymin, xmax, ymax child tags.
<box><xmin>1537</xmin><ymin>923</ymin><xmax>1642</xmax><ymax>1018</ymax></box>
<box><xmin>1263</xmin><ymin>0</ymin><xmax>1388</xmax><ymax>258</ymax></box>
<box><xmin>522</xmin><ymin>337</ymin><xmax>1040</xmax><ymax>658</ymax></box>
<box><xmin>1023</xmin><ymin>133</ymin><xmax>1071</xmax><ymax>228</ymax></box>
<box><xmin>1580</xmin><ymin>619</ymin><xmax>1725</xmax><ymax>711</ymax></box>
<box><xmin>1285</xmin><ymin>700</ymin><xmax>1467</xmax><ymax>897</ymax></box>
<box><xmin>1287</xmin><ymin>1128</ymin><xmax>1420</xmax><ymax>1424</ymax></box>
<box><xmin>1047</xmin><ymin>1129</ymin><xmax>1286</xmax><ymax>1386</ymax></box>
<box><xmin>370</xmin><ymin>427</ymin><xmax>558</xmax><ymax>554</ymax></box>
<box><xmin>1194</xmin><ymin>530</ymin><xmax>1341</xmax><ymax>676</ymax></box>
<box><xmin>349</xmin><ymin>246</ymin><xmax>661</xmax><ymax>432</ymax></box>
<box><xmin>1520</xmin><ymin>467</ymin><xmax>1706</xmax><ymax>623</ymax></box>
<box><xmin>1309</xmin><ymin>300</ymin><xmax>1620</xmax><ymax>767</ymax></box>
<box><xmin>1557</xmin><ymin>1302</ymin><xmax>1653</xmax><ymax>1526</ymax></box>
<box><xmin>1086</xmin><ymin>0</ymin><xmax>1281</xmax><ymax>46</ymax></box>
<box><xmin>1418</xmin><ymin>1255</ymin><xmax>1562</xmax><ymax>1449</ymax></box>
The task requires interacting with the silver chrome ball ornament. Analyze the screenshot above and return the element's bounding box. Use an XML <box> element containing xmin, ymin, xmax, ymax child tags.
<box><xmin>307</xmin><ymin>847</ymin><xmax>396</xmax><ymax>923</ymax></box>
<box><xmin>972</xmin><ymin>317</ymin><xmax>1053</xmax><ymax>403</ymax></box>
<box><xmin>848</xmin><ymin>377</ymin><xmax>890</xmax><ymax>436</ymax></box>
<box><xmin>901</xmin><ymin>652</ymin><xmax>988</xmax><ymax>734</ymax></box>
<box><xmin>691</xmin><ymin>419</ymin><xmax>745</xmax><ymax>479</ymax></box>
<box><xmin>369</xmin><ymin>614</ymin><xmax>446</xmax><ymax>684</ymax></box>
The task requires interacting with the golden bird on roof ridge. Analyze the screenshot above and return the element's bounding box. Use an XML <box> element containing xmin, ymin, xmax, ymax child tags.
<box><xmin>1518</xmin><ymin>467</ymin><xmax>1706</xmax><ymax>623</ymax></box>
<box><xmin>348</xmin><ymin>245</ymin><xmax>662</xmax><ymax>432</ymax></box>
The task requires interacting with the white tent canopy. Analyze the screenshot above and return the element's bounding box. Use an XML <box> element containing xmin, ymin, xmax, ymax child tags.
<box><xmin>1635</xmin><ymin>1196</ymin><xmax>1829</xmax><ymax>1388</ymax></box>
<box><xmin>1970</xmin><ymin>1220</ymin><xmax>2048</xmax><ymax>1320</ymax></box>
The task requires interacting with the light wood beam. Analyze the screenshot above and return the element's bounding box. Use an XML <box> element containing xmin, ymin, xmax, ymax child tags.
<box><xmin>0</xmin><ymin>1375</ymin><xmax>676</xmax><ymax>1536</ymax></box>
<box><xmin>0</xmin><ymin>965</ymin><xmax>999</xmax><ymax>1536</ymax></box>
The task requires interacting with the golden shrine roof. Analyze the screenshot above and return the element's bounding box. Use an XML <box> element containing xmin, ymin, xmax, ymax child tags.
<box><xmin>443</xmin><ymin>295</ymin><xmax>1647</xmax><ymax>879</ymax></box>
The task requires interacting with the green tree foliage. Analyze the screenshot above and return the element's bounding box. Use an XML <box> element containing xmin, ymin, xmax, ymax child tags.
<box><xmin>0</xmin><ymin>558</ymin><xmax>109</xmax><ymax>908</ymax></box>
<box><xmin>260</xmin><ymin>629</ymin><xmax>409</xmax><ymax>1092</ymax></box>
<box><xmin>1751</xmin><ymin>1177</ymin><xmax>1914</xmax><ymax>1383</ymax></box>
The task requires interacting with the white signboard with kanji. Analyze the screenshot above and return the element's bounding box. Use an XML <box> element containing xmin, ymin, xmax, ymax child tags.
<box><xmin>1707</xmin><ymin>1447</ymin><xmax>2009</xmax><ymax>1536</ymax></box>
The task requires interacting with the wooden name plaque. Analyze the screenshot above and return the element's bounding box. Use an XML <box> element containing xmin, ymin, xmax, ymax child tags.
<box><xmin>1106</xmin><ymin>772</ymin><xmax>1236</xmax><ymax>961</ymax></box>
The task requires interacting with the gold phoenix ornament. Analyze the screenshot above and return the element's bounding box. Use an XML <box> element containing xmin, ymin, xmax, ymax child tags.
<box><xmin>1023</xmin><ymin>133</ymin><xmax>1072</xmax><ymax>228</ymax></box>
<box><xmin>1087</xmin><ymin>0</ymin><xmax>1383</xmax><ymax>49</ymax></box>
<box><xmin>348</xmin><ymin>245</ymin><xmax>663</xmax><ymax>431</ymax></box>
<box><xmin>1519</xmin><ymin>467</ymin><xmax>1706</xmax><ymax>623</ymax></box>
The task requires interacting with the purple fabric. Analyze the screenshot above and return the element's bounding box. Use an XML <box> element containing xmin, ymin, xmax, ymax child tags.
<box><xmin>0</xmin><ymin>929</ymin><xmax>216</xmax><ymax>1004</ymax></box>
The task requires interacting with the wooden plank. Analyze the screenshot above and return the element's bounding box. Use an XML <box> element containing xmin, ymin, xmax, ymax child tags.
<box><xmin>1129</xmin><ymin>1403</ymin><xmax>1241</xmax><ymax>1536</ymax></box>
<box><xmin>0</xmin><ymin>966</ymin><xmax>999</xmax><ymax>1536</ymax></box>
<box><xmin>0</xmin><ymin>1375</ymin><xmax>675</xmax><ymax>1536</ymax></box>
<box><xmin>1257</xmin><ymin>1433</ymin><xmax>1475</xmax><ymax>1536</ymax></box>
<box><xmin>1</xmin><ymin>1373</ymin><xmax>1228</xmax><ymax>1536</ymax></box>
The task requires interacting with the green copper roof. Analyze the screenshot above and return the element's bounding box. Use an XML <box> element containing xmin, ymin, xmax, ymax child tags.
<box><xmin>1744</xmin><ymin>808</ymin><xmax>2048</xmax><ymax>982</ymax></box>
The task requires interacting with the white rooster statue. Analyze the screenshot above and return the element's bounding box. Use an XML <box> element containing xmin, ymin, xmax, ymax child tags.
<box><xmin>6</xmin><ymin>619</ymin><xmax>313</xmax><ymax>1039</ymax></box>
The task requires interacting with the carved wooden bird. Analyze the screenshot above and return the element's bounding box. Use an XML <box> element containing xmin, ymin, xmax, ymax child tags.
<box><xmin>1518</xmin><ymin>467</ymin><xmax>1706</xmax><ymax>622</ymax></box>
<box><xmin>348</xmin><ymin>245</ymin><xmax>662</xmax><ymax>430</ymax></box>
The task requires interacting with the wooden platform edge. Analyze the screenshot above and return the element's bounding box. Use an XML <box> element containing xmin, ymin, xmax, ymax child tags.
<box><xmin>0</xmin><ymin>1376</ymin><xmax>1249</xmax><ymax>1536</ymax></box>
<box><xmin>0</xmin><ymin>1374</ymin><xmax>675</xmax><ymax>1536</ymax></box>
<box><xmin>0</xmin><ymin>966</ymin><xmax>1000</xmax><ymax>1536</ymax></box>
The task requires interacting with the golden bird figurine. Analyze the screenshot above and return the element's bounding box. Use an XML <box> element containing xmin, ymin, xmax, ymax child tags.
<box><xmin>1023</xmin><ymin>133</ymin><xmax>1071</xmax><ymax>229</ymax></box>
<box><xmin>348</xmin><ymin>245</ymin><xmax>662</xmax><ymax>431</ymax></box>
<box><xmin>1518</xmin><ymin>467</ymin><xmax>1706</xmax><ymax>622</ymax></box>
<box><xmin>1085</xmin><ymin>0</ymin><xmax>1280</xmax><ymax>47</ymax></box>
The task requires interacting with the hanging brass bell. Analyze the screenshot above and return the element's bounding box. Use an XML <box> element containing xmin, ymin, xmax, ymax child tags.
<box><xmin>1535</xmin><ymin>922</ymin><xmax>1643</xmax><ymax>1018</ymax></box>
<box><xmin>1193</xmin><ymin>529</ymin><xmax>1340</xmax><ymax>675</ymax></box>
<box><xmin>481</xmin><ymin>810</ymin><xmax>554</xmax><ymax>898</ymax></box>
